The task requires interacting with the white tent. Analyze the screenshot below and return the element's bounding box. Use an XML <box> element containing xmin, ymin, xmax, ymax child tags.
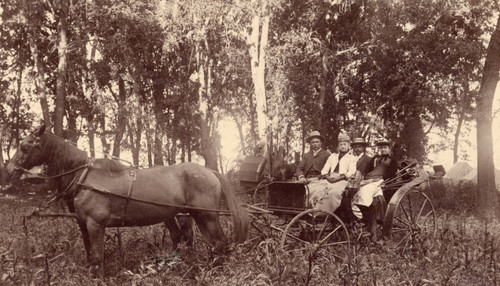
<box><xmin>443</xmin><ymin>162</ymin><xmax>474</xmax><ymax>184</ymax></box>
<box><xmin>460</xmin><ymin>168</ymin><xmax>500</xmax><ymax>190</ymax></box>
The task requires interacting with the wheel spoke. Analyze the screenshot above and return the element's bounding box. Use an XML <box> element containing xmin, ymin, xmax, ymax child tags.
<box><xmin>319</xmin><ymin>224</ymin><xmax>342</xmax><ymax>245</ymax></box>
<box><xmin>407</xmin><ymin>195</ymin><xmax>414</xmax><ymax>223</ymax></box>
<box><xmin>399</xmin><ymin>201</ymin><xmax>411</xmax><ymax>222</ymax></box>
<box><xmin>316</xmin><ymin>214</ymin><xmax>330</xmax><ymax>240</ymax></box>
<box><xmin>395</xmin><ymin>216</ymin><xmax>413</xmax><ymax>228</ymax></box>
<box><xmin>394</xmin><ymin>232</ymin><xmax>411</xmax><ymax>248</ymax></box>
<box><xmin>415</xmin><ymin>199</ymin><xmax>428</xmax><ymax>223</ymax></box>
<box><xmin>416</xmin><ymin>210</ymin><xmax>434</xmax><ymax>226</ymax></box>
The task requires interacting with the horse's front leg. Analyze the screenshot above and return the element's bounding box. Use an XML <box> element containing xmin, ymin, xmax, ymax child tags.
<box><xmin>86</xmin><ymin>218</ymin><xmax>105</xmax><ymax>278</ymax></box>
<box><xmin>66</xmin><ymin>199</ymin><xmax>91</xmax><ymax>260</ymax></box>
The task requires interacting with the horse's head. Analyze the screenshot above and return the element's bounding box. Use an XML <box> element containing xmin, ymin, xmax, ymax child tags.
<box><xmin>6</xmin><ymin>125</ymin><xmax>47</xmax><ymax>183</ymax></box>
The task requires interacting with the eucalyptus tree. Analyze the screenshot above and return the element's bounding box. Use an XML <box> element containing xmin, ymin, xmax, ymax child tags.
<box><xmin>476</xmin><ymin>11</ymin><xmax>500</xmax><ymax>219</ymax></box>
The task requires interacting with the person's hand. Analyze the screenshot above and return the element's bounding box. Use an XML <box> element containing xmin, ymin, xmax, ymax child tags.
<box><xmin>298</xmin><ymin>177</ymin><xmax>308</xmax><ymax>184</ymax></box>
<box><xmin>325</xmin><ymin>174</ymin><xmax>339</xmax><ymax>183</ymax></box>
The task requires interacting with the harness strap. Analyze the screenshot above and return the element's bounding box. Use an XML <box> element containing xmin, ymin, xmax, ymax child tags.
<box><xmin>121</xmin><ymin>170</ymin><xmax>137</xmax><ymax>224</ymax></box>
<box><xmin>76</xmin><ymin>182</ymin><xmax>231</xmax><ymax>214</ymax></box>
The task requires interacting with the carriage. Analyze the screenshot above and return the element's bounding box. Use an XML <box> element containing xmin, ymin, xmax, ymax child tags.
<box><xmin>238</xmin><ymin>154</ymin><xmax>441</xmax><ymax>261</ymax></box>
<box><xmin>5</xmin><ymin>126</ymin><xmax>443</xmax><ymax>277</ymax></box>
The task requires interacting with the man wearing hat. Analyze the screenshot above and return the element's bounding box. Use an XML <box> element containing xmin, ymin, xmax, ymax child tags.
<box><xmin>351</xmin><ymin>137</ymin><xmax>372</xmax><ymax>175</ymax></box>
<box><xmin>296</xmin><ymin>131</ymin><xmax>331</xmax><ymax>184</ymax></box>
<box><xmin>352</xmin><ymin>138</ymin><xmax>398</xmax><ymax>239</ymax></box>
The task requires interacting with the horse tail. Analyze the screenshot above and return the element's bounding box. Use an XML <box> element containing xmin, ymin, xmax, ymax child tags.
<box><xmin>213</xmin><ymin>171</ymin><xmax>249</xmax><ymax>243</ymax></box>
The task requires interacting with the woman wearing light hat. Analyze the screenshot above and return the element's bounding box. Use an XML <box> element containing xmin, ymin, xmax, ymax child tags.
<box><xmin>309</xmin><ymin>131</ymin><xmax>357</xmax><ymax>212</ymax></box>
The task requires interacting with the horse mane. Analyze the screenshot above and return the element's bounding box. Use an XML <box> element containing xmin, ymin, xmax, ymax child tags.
<box><xmin>43</xmin><ymin>133</ymin><xmax>89</xmax><ymax>173</ymax></box>
<box><xmin>41</xmin><ymin>133</ymin><xmax>132</xmax><ymax>176</ymax></box>
<box><xmin>91</xmin><ymin>158</ymin><xmax>131</xmax><ymax>175</ymax></box>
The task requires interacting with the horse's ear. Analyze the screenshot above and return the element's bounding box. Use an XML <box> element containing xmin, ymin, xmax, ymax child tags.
<box><xmin>34</xmin><ymin>125</ymin><xmax>46</xmax><ymax>137</ymax></box>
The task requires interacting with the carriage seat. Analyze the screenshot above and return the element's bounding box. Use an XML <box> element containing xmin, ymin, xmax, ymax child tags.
<box><xmin>239</xmin><ymin>155</ymin><xmax>268</xmax><ymax>187</ymax></box>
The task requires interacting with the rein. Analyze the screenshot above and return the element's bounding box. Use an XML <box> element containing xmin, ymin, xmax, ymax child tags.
<box><xmin>14</xmin><ymin>164</ymin><xmax>89</xmax><ymax>180</ymax></box>
<box><xmin>20</xmin><ymin>163</ymin><xmax>91</xmax><ymax>219</ymax></box>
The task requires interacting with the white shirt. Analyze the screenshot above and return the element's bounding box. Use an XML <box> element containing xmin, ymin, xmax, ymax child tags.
<box><xmin>321</xmin><ymin>152</ymin><xmax>357</xmax><ymax>178</ymax></box>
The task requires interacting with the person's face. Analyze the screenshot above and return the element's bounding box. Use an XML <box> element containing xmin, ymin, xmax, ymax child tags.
<box><xmin>378</xmin><ymin>145</ymin><xmax>391</xmax><ymax>155</ymax></box>
<box><xmin>338</xmin><ymin>141</ymin><xmax>350</xmax><ymax>153</ymax></box>
<box><xmin>309</xmin><ymin>138</ymin><xmax>322</xmax><ymax>151</ymax></box>
<box><xmin>352</xmin><ymin>144</ymin><xmax>365</xmax><ymax>156</ymax></box>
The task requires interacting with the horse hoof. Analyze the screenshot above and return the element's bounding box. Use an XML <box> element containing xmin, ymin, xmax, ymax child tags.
<box><xmin>88</xmin><ymin>265</ymin><xmax>103</xmax><ymax>279</ymax></box>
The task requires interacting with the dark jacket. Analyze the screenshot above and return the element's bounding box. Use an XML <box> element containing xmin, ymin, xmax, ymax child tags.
<box><xmin>296</xmin><ymin>149</ymin><xmax>331</xmax><ymax>178</ymax></box>
<box><xmin>356</xmin><ymin>154</ymin><xmax>373</xmax><ymax>176</ymax></box>
<box><xmin>364</xmin><ymin>155</ymin><xmax>398</xmax><ymax>180</ymax></box>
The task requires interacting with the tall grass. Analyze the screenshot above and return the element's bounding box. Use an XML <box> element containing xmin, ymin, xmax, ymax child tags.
<box><xmin>1</xmin><ymin>181</ymin><xmax>500</xmax><ymax>285</ymax></box>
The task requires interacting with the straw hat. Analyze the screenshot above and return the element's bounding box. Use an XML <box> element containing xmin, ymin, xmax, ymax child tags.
<box><xmin>338</xmin><ymin>131</ymin><xmax>350</xmax><ymax>143</ymax></box>
<box><xmin>351</xmin><ymin>137</ymin><xmax>368</xmax><ymax>146</ymax></box>
<box><xmin>306</xmin><ymin>131</ymin><xmax>324</xmax><ymax>143</ymax></box>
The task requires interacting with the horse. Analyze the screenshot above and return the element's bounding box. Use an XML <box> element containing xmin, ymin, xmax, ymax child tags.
<box><xmin>6</xmin><ymin>125</ymin><xmax>249</xmax><ymax>276</ymax></box>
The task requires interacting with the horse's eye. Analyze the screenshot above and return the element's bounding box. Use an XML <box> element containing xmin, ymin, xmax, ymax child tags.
<box><xmin>20</xmin><ymin>144</ymin><xmax>29</xmax><ymax>153</ymax></box>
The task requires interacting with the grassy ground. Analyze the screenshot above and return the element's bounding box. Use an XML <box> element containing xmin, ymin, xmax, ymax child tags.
<box><xmin>1</xmin><ymin>181</ymin><xmax>499</xmax><ymax>285</ymax></box>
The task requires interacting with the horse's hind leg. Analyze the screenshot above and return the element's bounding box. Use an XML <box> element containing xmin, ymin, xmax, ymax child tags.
<box><xmin>164</xmin><ymin>217</ymin><xmax>182</xmax><ymax>250</ymax></box>
<box><xmin>191</xmin><ymin>212</ymin><xmax>227</xmax><ymax>252</ymax></box>
<box><xmin>177</xmin><ymin>215</ymin><xmax>194</xmax><ymax>246</ymax></box>
<box><xmin>86</xmin><ymin>218</ymin><xmax>105</xmax><ymax>278</ymax></box>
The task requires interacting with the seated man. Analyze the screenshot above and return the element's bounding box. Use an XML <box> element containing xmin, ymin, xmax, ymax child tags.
<box><xmin>308</xmin><ymin>131</ymin><xmax>357</xmax><ymax>211</ymax></box>
<box><xmin>352</xmin><ymin>139</ymin><xmax>398</xmax><ymax>236</ymax></box>
<box><xmin>352</xmin><ymin>137</ymin><xmax>372</xmax><ymax>176</ymax></box>
<box><xmin>296</xmin><ymin>131</ymin><xmax>331</xmax><ymax>183</ymax></box>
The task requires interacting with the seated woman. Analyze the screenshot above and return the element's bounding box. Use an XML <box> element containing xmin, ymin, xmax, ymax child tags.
<box><xmin>309</xmin><ymin>131</ymin><xmax>357</xmax><ymax>212</ymax></box>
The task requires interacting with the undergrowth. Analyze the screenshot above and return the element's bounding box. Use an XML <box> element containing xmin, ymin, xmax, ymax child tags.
<box><xmin>1</xmin><ymin>182</ymin><xmax>499</xmax><ymax>285</ymax></box>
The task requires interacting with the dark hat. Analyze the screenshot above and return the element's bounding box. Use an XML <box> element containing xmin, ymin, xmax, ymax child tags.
<box><xmin>376</xmin><ymin>138</ymin><xmax>391</xmax><ymax>146</ymax></box>
<box><xmin>351</xmin><ymin>137</ymin><xmax>368</xmax><ymax>146</ymax></box>
<box><xmin>306</xmin><ymin>131</ymin><xmax>324</xmax><ymax>143</ymax></box>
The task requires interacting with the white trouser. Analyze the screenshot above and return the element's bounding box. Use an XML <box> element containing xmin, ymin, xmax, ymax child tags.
<box><xmin>351</xmin><ymin>179</ymin><xmax>384</xmax><ymax>219</ymax></box>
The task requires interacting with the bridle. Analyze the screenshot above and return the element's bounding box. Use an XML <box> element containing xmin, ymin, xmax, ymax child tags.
<box><xmin>13</xmin><ymin>163</ymin><xmax>90</xmax><ymax>180</ymax></box>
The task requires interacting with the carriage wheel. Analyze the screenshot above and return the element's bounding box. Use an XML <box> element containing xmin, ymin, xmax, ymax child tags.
<box><xmin>250</xmin><ymin>212</ymin><xmax>292</xmax><ymax>240</ymax></box>
<box><xmin>384</xmin><ymin>189</ymin><xmax>436</xmax><ymax>254</ymax></box>
<box><xmin>252</xmin><ymin>181</ymin><xmax>269</xmax><ymax>206</ymax></box>
<box><xmin>280</xmin><ymin>209</ymin><xmax>350</xmax><ymax>262</ymax></box>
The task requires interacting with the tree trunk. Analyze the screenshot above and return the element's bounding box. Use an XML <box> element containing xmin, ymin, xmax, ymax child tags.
<box><xmin>28</xmin><ymin>36</ymin><xmax>51</xmax><ymax>126</ymax></box>
<box><xmin>146</xmin><ymin>124</ymin><xmax>153</xmax><ymax>167</ymax></box>
<box><xmin>318</xmin><ymin>50</ymin><xmax>328</xmax><ymax>130</ymax></box>
<box><xmin>21</xmin><ymin>5</ymin><xmax>51</xmax><ymax>126</ymax></box>
<box><xmin>169</xmin><ymin>115</ymin><xmax>178</xmax><ymax>166</ymax></box>
<box><xmin>197</xmin><ymin>42</ymin><xmax>218</xmax><ymax>170</ymax></box>
<box><xmin>152</xmin><ymin>75</ymin><xmax>166</xmax><ymax>166</ymax></box>
<box><xmin>100</xmin><ymin>115</ymin><xmax>110</xmax><ymax>158</ymax></box>
<box><xmin>54</xmin><ymin>0</ymin><xmax>69</xmax><ymax>137</ymax></box>
<box><xmin>247</xmin><ymin>0</ymin><xmax>269</xmax><ymax>141</ymax></box>
<box><xmin>8</xmin><ymin>67</ymin><xmax>23</xmax><ymax>155</ymax></box>
<box><xmin>87</xmin><ymin>115</ymin><xmax>96</xmax><ymax>158</ymax></box>
<box><xmin>453</xmin><ymin>113</ymin><xmax>464</xmax><ymax>164</ymax></box>
<box><xmin>132</xmin><ymin>115</ymin><xmax>143</xmax><ymax>166</ymax></box>
<box><xmin>111</xmin><ymin>76</ymin><xmax>127</xmax><ymax>159</ymax></box>
<box><xmin>0</xmin><ymin>125</ymin><xmax>5</xmax><ymax>186</ymax></box>
<box><xmin>233</xmin><ymin>113</ymin><xmax>246</xmax><ymax>155</ymax></box>
<box><xmin>476</xmin><ymin>15</ymin><xmax>500</xmax><ymax>219</ymax></box>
